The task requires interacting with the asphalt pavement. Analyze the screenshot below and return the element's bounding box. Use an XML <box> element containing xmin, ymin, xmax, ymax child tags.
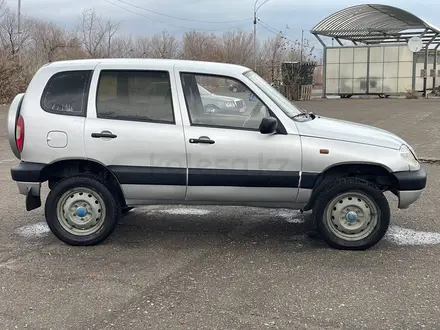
<box><xmin>1</xmin><ymin>100</ymin><xmax>440</xmax><ymax>330</ymax></box>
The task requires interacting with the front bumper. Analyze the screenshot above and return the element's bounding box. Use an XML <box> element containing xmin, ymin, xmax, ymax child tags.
<box><xmin>393</xmin><ymin>167</ymin><xmax>427</xmax><ymax>209</ymax></box>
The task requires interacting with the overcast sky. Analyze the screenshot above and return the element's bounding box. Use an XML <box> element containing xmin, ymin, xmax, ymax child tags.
<box><xmin>6</xmin><ymin>0</ymin><xmax>440</xmax><ymax>49</ymax></box>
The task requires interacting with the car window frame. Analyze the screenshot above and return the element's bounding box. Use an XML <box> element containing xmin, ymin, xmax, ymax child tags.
<box><xmin>95</xmin><ymin>69</ymin><xmax>176</xmax><ymax>125</ymax></box>
<box><xmin>40</xmin><ymin>70</ymin><xmax>93</xmax><ymax>117</ymax></box>
<box><xmin>179</xmin><ymin>72</ymin><xmax>287</xmax><ymax>135</ymax></box>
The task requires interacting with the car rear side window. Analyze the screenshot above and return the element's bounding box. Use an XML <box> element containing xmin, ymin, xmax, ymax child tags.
<box><xmin>41</xmin><ymin>70</ymin><xmax>92</xmax><ymax>116</ymax></box>
<box><xmin>96</xmin><ymin>70</ymin><xmax>175</xmax><ymax>124</ymax></box>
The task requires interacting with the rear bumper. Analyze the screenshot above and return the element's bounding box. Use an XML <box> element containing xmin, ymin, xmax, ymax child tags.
<box><xmin>11</xmin><ymin>161</ymin><xmax>45</xmax><ymax>182</ymax></box>
<box><xmin>393</xmin><ymin>167</ymin><xmax>427</xmax><ymax>209</ymax></box>
<box><xmin>17</xmin><ymin>181</ymin><xmax>41</xmax><ymax>196</ymax></box>
<box><xmin>11</xmin><ymin>161</ymin><xmax>44</xmax><ymax>211</ymax></box>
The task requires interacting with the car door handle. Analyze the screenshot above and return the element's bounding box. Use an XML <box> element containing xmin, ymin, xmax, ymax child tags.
<box><xmin>91</xmin><ymin>131</ymin><xmax>117</xmax><ymax>139</ymax></box>
<box><xmin>189</xmin><ymin>136</ymin><xmax>215</xmax><ymax>144</ymax></box>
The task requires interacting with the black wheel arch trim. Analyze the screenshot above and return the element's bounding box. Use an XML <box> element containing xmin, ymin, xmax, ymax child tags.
<box><xmin>301</xmin><ymin>163</ymin><xmax>414</xmax><ymax>212</ymax></box>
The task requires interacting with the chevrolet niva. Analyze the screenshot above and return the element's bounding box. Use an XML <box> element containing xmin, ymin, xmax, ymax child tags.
<box><xmin>8</xmin><ymin>59</ymin><xmax>427</xmax><ymax>249</ymax></box>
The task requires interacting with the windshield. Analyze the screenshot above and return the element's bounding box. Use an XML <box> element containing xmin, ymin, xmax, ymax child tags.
<box><xmin>244</xmin><ymin>70</ymin><xmax>303</xmax><ymax>117</ymax></box>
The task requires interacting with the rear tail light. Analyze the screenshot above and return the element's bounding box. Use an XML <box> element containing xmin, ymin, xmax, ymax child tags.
<box><xmin>16</xmin><ymin>114</ymin><xmax>24</xmax><ymax>153</ymax></box>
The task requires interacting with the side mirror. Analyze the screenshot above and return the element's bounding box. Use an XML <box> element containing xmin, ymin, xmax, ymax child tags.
<box><xmin>259</xmin><ymin>116</ymin><xmax>278</xmax><ymax>134</ymax></box>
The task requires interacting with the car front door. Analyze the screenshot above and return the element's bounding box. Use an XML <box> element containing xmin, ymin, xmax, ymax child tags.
<box><xmin>175</xmin><ymin>69</ymin><xmax>302</xmax><ymax>205</ymax></box>
<box><xmin>84</xmin><ymin>63</ymin><xmax>187</xmax><ymax>204</ymax></box>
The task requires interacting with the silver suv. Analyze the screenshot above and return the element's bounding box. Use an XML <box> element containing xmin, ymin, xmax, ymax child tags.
<box><xmin>8</xmin><ymin>59</ymin><xmax>427</xmax><ymax>250</ymax></box>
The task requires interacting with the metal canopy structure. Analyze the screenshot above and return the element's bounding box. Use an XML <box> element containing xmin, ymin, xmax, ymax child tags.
<box><xmin>311</xmin><ymin>4</ymin><xmax>440</xmax><ymax>46</ymax></box>
<box><xmin>311</xmin><ymin>4</ymin><xmax>440</xmax><ymax>97</ymax></box>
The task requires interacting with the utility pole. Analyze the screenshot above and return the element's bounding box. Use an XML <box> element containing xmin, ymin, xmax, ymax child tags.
<box><xmin>253</xmin><ymin>0</ymin><xmax>270</xmax><ymax>72</ymax></box>
<box><xmin>17</xmin><ymin>0</ymin><xmax>21</xmax><ymax>65</ymax></box>
<box><xmin>300</xmin><ymin>29</ymin><xmax>304</xmax><ymax>62</ymax></box>
<box><xmin>253</xmin><ymin>0</ymin><xmax>258</xmax><ymax>72</ymax></box>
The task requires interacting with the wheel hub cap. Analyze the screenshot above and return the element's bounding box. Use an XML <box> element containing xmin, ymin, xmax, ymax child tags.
<box><xmin>346</xmin><ymin>211</ymin><xmax>358</xmax><ymax>222</ymax></box>
<box><xmin>76</xmin><ymin>207</ymin><xmax>88</xmax><ymax>217</ymax></box>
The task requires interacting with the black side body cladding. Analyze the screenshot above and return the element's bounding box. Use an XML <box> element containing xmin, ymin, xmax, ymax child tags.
<box><xmin>188</xmin><ymin>169</ymin><xmax>302</xmax><ymax>187</ymax></box>
<box><xmin>11</xmin><ymin>162</ymin><xmax>426</xmax><ymax>193</ymax></box>
<box><xmin>108</xmin><ymin>166</ymin><xmax>187</xmax><ymax>185</ymax></box>
<box><xmin>11</xmin><ymin>161</ymin><xmax>318</xmax><ymax>189</ymax></box>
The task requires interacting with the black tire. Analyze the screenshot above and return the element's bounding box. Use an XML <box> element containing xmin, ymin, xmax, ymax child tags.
<box><xmin>312</xmin><ymin>177</ymin><xmax>390</xmax><ymax>250</ymax></box>
<box><xmin>121</xmin><ymin>206</ymin><xmax>134</xmax><ymax>215</ymax></box>
<box><xmin>45</xmin><ymin>174</ymin><xmax>120</xmax><ymax>246</ymax></box>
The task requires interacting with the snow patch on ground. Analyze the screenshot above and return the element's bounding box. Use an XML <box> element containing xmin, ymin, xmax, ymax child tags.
<box><xmin>158</xmin><ymin>208</ymin><xmax>212</xmax><ymax>216</ymax></box>
<box><xmin>15</xmin><ymin>222</ymin><xmax>50</xmax><ymax>239</ymax></box>
<box><xmin>275</xmin><ymin>210</ymin><xmax>305</xmax><ymax>224</ymax></box>
<box><xmin>386</xmin><ymin>225</ymin><xmax>440</xmax><ymax>246</ymax></box>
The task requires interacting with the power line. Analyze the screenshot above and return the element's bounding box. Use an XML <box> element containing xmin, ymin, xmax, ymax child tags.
<box><xmin>104</xmin><ymin>0</ymin><xmax>250</xmax><ymax>32</ymax></box>
<box><xmin>259</xmin><ymin>19</ymin><xmax>318</xmax><ymax>49</ymax></box>
<box><xmin>258</xmin><ymin>20</ymin><xmax>297</xmax><ymax>45</ymax></box>
<box><xmin>114</xmin><ymin>0</ymin><xmax>252</xmax><ymax>24</ymax></box>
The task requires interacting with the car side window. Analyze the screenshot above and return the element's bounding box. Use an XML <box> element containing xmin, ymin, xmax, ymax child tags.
<box><xmin>181</xmin><ymin>73</ymin><xmax>270</xmax><ymax>130</ymax></box>
<box><xmin>41</xmin><ymin>70</ymin><xmax>92</xmax><ymax>116</ymax></box>
<box><xmin>96</xmin><ymin>70</ymin><xmax>175</xmax><ymax>124</ymax></box>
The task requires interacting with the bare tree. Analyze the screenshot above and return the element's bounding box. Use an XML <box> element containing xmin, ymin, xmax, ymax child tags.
<box><xmin>261</xmin><ymin>33</ymin><xmax>286</xmax><ymax>82</ymax></box>
<box><xmin>32</xmin><ymin>21</ymin><xmax>70</xmax><ymax>62</ymax></box>
<box><xmin>133</xmin><ymin>36</ymin><xmax>152</xmax><ymax>58</ymax></box>
<box><xmin>0</xmin><ymin>9</ymin><xmax>33</xmax><ymax>56</ymax></box>
<box><xmin>182</xmin><ymin>31</ymin><xmax>217</xmax><ymax>61</ymax></box>
<box><xmin>110</xmin><ymin>35</ymin><xmax>134</xmax><ymax>58</ymax></box>
<box><xmin>217</xmin><ymin>30</ymin><xmax>253</xmax><ymax>65</ymax></box>
<box><xmin>77</xmin><ymin>8</ymin><xmax>119</xmax><ymax>58</ymax></box>
<box><xmin>150</xmin><ymin>31</ymin><xmax>181</xmax><ymax>59</ymax></box>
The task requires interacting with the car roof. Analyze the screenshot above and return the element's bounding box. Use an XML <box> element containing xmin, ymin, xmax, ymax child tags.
<box><xmin>44</xmin><ymin>58</ymin><xmax>251</xmax><ymax>74</ymax></box>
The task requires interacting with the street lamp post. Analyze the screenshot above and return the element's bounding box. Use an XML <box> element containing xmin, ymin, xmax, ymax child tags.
<box><xmin>17</xmin><ymin>0</ymin><xmax>21</xmax><ymax>64</ymax></box>
<box><xmin>253</xmin><ymin>0</ymin><xmax>270</xmax><ymax>72</ymax></box>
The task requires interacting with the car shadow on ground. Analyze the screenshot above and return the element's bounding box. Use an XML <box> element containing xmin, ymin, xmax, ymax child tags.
<box><xmin>104</xmin><ymin>207</ymin><xmax>344</xmax><ymax>250</ymax></box>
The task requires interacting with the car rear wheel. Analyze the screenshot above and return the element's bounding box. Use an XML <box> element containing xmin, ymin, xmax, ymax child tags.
<box><xmin>45</xmin><ymin>174</ymin><xmax>120</xmax><ymax>246</ymax></box>
<box><xmin>312</xmin><ymin>177</ymin><xmax>390</xmax><ymax>250</ymax></box>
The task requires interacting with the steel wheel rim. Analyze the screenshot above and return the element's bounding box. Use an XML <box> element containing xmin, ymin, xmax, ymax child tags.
<box><xmin>56</xmin><ymin>187</ymin><xmax>106</xmax><ymax>236</ymax></box>
<box><xmin>325</xmin><ymin>191</ymin><xmax>379</xmax><ymax>241</ymax></box>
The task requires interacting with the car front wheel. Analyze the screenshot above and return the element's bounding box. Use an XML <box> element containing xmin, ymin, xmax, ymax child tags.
<box><xmin>45</xmin><ymin>174</ymin><xmax>120</xmax><ymax>246</ymax></box>
<box><xmin>312</xmin><ymin>177</ymin><xmax>390</xmax><ymax>250</ymax></box>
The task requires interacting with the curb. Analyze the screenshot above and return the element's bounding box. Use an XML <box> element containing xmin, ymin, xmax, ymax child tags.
<box><xmin>419</xmin><ymin>158</ymin><xmax>440</xmax><ymax>164</ymax></box>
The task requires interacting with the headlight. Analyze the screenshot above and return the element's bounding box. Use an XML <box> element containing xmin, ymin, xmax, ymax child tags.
<box><xmin>224</xmin><ymin>101</ymin><xmax>235</xmax><ymax>108</ymax></box>
<box><xmin>400</xmin><ymin>144</ymin><xmax>420</xmax><ymax>170</ymax></box>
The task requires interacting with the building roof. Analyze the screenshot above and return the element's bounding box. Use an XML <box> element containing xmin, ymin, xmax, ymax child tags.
<box><xmin>311</xmin><ymin>4</ymin><xmax>440</xmax><ymax>46</ymax></box>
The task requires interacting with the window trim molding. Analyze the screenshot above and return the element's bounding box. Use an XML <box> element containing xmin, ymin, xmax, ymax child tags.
<box><xmin>179</xmin><ymin>71</ymin><xmax>287</xmax><ymax>135</ymax></box>
<box><xmin>40</xmin><ymin>70</ymin><xmax>93</xmax><ymax>117</ymax></box>
<box><xmin>95</xmin><ymin>69</ymin><xmax>176</xmax><ymax>125</ymax></box>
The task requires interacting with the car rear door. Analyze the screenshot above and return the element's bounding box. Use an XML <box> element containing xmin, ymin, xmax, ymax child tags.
<box><xmin>174</xmin><ymin>67</ymin><xmax>302</xmax><ymax>205</ymax></box>
<box><xmin>84</xmin><ymin>62</ymin><xmax>187</xmax><ymax>204</ymax></box>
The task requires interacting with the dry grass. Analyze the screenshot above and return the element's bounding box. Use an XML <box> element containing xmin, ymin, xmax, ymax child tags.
<box><xmin>405</xmin><ymin>89</ymin><xmax>419</xmax><ymax>99</ymax></box>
